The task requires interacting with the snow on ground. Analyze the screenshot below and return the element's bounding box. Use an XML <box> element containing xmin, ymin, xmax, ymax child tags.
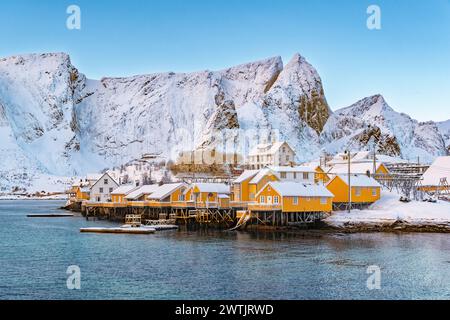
<box><xmin>326</xmin><ymin>190</ymin><xmax>450</xmax><ymax>227</ymax></box>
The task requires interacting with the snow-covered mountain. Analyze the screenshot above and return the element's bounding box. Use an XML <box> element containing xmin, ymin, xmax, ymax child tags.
<box><xmin>437</xmin><ymin>120</ymin><xmax>450</xmax><ymax>153</ymax></box>
<box><xmin>0</xmin><ymin>52</ymin><xmax>448</xmax><ymax>192</ymax></box>
<box><xmin>321</xmin><ymin>95</ymin><xmax>447</xmax><ymax>163</ymax></box>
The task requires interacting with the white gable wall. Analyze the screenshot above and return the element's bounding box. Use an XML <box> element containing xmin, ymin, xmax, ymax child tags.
<box><xmin>90</xmin><ymin>173</ymin><xmax>119</xmax><ymax>202</ymax></box>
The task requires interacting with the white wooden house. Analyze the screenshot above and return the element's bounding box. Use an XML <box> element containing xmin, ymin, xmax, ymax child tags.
<box><xmin>90</xmin><ymin>173</ymin><xmax>119</xmax><ymax>202</ymax></box>
<box><xmin>246</xmin><ymin>141</ymin><xmax>296</xmax><ymax>169</ymax></box>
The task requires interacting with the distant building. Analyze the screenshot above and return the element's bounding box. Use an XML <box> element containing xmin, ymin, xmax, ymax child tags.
<box><xmin>90</xmin><ymin>173</ymin><xmax>119</xmax><ymax>202</ymax></box>
<box><xmin>419</xmin><ymin>156</ymin><xmax>450</xmax><ymax>193</ymax></box>
<box><xmin>268</xmin><ymin>166</ymin><xmax>317</xmax><ymax>184</ymax></box>
<box><xmin>326</xmin><ymin>162</ymin><xmax>390</xmax><ymax>177</ymax></box>
<box><xmin>246</xmin><ymin>141</ymin><xmax>296</xmax><ymax>169</ymax></box>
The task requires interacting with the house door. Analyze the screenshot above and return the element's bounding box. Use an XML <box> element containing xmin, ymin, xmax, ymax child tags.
<box><xmin>267</xmin><ymin>196</ymin><xmax>272</xmax><ymax>204</ymax></box>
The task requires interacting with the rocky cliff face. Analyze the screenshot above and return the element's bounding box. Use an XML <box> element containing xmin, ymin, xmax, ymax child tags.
<box><xmin>0</xmin><ymin>52</ymin><xmax>448</xmax><ymax>191</ymax></box>
<box><xmin>437</xmin><ymin>120</ymin><xmax>450</xmax><ymax>153</ymax></box>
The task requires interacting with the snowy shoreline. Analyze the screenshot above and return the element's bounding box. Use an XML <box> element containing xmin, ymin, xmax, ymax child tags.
<box><xmin>324</xmin><ymin>191</ymin><xmax>450</xmax><ymax>233</ymax></box>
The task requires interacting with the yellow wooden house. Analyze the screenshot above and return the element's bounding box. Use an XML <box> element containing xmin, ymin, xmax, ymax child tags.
<box><xmin>247</xmin><ymin>168</ymin><xmax>280</xmax><ymax>202</ymax></box>
<box><xmin>147</xmin><ymin>183</ymin><xmax>188</xmax><ymax>206</ymax></box>
<box><xmin>250</xmin><ymin>181</ymin><xmax>334</xmax><ymax>213</ymax></box>
<box><xmin>185</xmin><ymin>183</ymin><xmax>231</xmax><ymax>208</ymax></box>
<box><xmin>308</xmin><ymin>165</ymin><xmax>330</xmax><ymax>184</ymax></box>
<box><xmin>232</xmin><ymin>170</ymin><xmax>259</xmax><ymax>202</ymax></box>
<box><xmin>326</xmin><ymin>175</ymin><xmax>381</xmax><ymax>208</ymax></box>
<box><xmin>69</xmin><ymin>185</ymin><xmax>90</xmax><ymax>201</ymax></box>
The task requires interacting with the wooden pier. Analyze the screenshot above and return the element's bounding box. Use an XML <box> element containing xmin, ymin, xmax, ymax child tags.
<box><xmin>77</xmin><ymin>199</ymin><xmax>328</xmax><ymax>230</ymax></box>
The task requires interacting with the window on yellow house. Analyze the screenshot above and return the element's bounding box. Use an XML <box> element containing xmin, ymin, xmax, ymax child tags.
<box><xmin>320</xmin><ymin>197</ymin><xmax>327</xmax><ymax>204</ymax></box>
<box><xmin>372</xmin><ymin>188</ymin><xmax>377</xmax><ymax>196</ymax></box>
<box><xmin>250</xmin><ymin>193</ymin><xmax>255</xmax><ymax>200</ymax></box>
<box><xmin>293</xmin><ymin>197</ymin><xmax>298</xmax><ymax>205</ymax></box>
<box><xmin>355</xmin><ymin>188</ymin><xmax>361</xmax><ymax>196</ymax></box>
<box><xmin>306</xmin><ymin>197</ymin><xmax>311</xmax><ymax>201</ymax></box>
<box><xmin>178</xmin><ymin>194</ymin><xmax>185</xmax><ymax>201</ymax></box>
<box><xmin>260</xmin><ymin>196</ymin><xmax>265</xmax><ymax>203</ymax></box>
<box><xmin>274</xmin><ymin>196</ymin><xmax>279</xmax><ymax>204</ymax></box>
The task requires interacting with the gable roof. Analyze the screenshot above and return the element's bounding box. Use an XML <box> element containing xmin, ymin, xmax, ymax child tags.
<box><xmin>86</xmin><ymin>173</ymin><xmax>103</xmax><ymax>181</ymax></box>
<box><xmin>191</xmin><ymin>183</ymin><xmax>230</xmax><ymax>194</ymax></box>
<box><xmin>327</xmin><ymin>162</ymin><xmax>387</xmax><ymax>175</ymax></box>
<box><xmin>268</xmin><ymin>165</ymin><xmax>315</xmax><ymax>173</ymax></box>
<box><xmin>249</xmin><ymin>168</ymin><xmax>277</xmax><ymax>184</ymax></box>
<box><xmin>329</xmin><ymin>175</ymin><xmax>381</xmax><ymax>188</ymax></box>
<box><xmin>124</xmin><ymin>185</ymin><xmax>159</xmax><ymax>200</ymax></box>
<box><xmin>147</xmin><ymin>183</ymin><xmax>186</xmax><ymax>201</ymax></box>
<box><xmin>111</xmin><ymin>184</ymin><xmax>137</xmax><ymax>195</ymax></box>
<box><xmin>258</xmin><ymin>182</ymin><xmax>334</xmax><ymax>198</ymax></box>
<box><xmin>234</xmin><ymin>170</ymin><xmax>259</xmax><ymax>183</ymax></box>
<box><xmin>421</xmin><ymin>156</ymin><xmax>450</xmax><ymax>186</ymax></box>
<box><xmin>248</xmin><ymin>141</ymin><xmax>295</xmax><ymax>156</ymax></box>
<box><xmin>90</xmin><ymin>172</ymin><xmax>119</xmax><ymax>189</ymax></box>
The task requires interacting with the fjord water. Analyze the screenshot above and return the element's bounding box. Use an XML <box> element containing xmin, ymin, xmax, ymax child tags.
<box><xmin>1</xmin><ymin>200</ymin><xmax>449</xmax><ymax>300</ymax></box>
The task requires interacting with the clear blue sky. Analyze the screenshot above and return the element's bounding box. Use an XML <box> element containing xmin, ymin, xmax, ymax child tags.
<box><xmin>1</xmin><ymin>0</ymin><xmax>449</xmax><ymax>121</ymax></box>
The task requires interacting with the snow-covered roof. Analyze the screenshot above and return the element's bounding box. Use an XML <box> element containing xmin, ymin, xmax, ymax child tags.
<box><xmin>90</xmin><ymin>172</ymin><xmax>119</xmax><ymax>189</ymax></box>
<box><xmin>234</xmin><ymin>170</ymin><xmax>259</xmax><ymax>183</ymax></box>
<box><xmin>259</xmin><ymin>182</ymin><xmax>333</xmax><ymax>198</ymax></box>
<box><xmin>421</xmin><ymin>156</ymin><xmax>450</xmax><ymax>186</ymax></box>
<box><xmin>147</xmin><ymin>183</ymin><xmax>186</xmax><ymax>201</ymax></box>
<box><xmin>112</xmin><ymin>184</ymin><xmax>137</xmax><ymax>196</ymax></box>
<box><xmin>86</xmin><ymin>173</ymin><xmax>102</xmax><ymax>181</ymax></box>
<box><xmin>374</xmin><ymin>155</ymin><xmax>410</xmax><ymax>164</ymax></box>
<box><xmin>327</xmin><ymin>162</ymin><xmax>387</xmax><ymax>175</ymax></box>
<box><xmin>249</xmin><ymin>168</ymin><xmax>275</xmax><ymax>184</ymax></box>
<box><xmin>80</xmin><ymin>187</ymin><xmax>90</xmax><ymax>193</ymax></box>
<box><xmin>351</xmin><ymin>151</ymin><xmax>372</xmax><ymax>161</ymax></box>
<box><xmin>218</xmin><ymin>194</ymin><xmax>230</xmax><ymax>199</ymax></box>
<box><xmin>331</xmin><ymin>175</ymin><xmax>381</xmax><ymax>188</ymax></box>
<box><xmin>248</xmin><ymin>141</ymin><xmax>295</xmax><ymax>156</ymax></box>
<box><xmin>268</xmin><ymin>165</ymin><xmax>315</xmax><ymax>173</ymax></box>
<box><xmin>125</xmin><ymin>185</ymin><xmax>159</xmax><ymax>200</ymax></box>
<box><xmin>300</xmin><ymin>161</ymin><xmax>321</xmax><ymax>169</ymax></box>
<box><xmin>191</xmin><ymin>183</ymin><xmax>230</xmax><ymax>194</ymax></box>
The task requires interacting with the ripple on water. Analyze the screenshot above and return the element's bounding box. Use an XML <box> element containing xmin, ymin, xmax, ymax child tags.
<box><xmin>1</xmin><ymin>200</ymin><xmax>450</xmax><ymax>300</ymax></box>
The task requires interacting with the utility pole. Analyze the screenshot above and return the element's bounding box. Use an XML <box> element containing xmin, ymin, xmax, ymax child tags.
<box><xmin>346</xmin><ymin>150</ymin><xmax>352</xmax><ymax>213</ymax></box>
<box><xmin>373</xmin><ymin>148</ymin><xmax>376</xmax><ymax>178</ymax></box>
